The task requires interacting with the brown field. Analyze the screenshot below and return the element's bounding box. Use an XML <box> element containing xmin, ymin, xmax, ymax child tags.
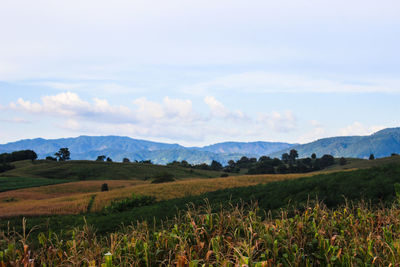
<box><xmin>0</xmin><ymin>170</ymin><xmax>350</xmax><ymax>217</ymax></box>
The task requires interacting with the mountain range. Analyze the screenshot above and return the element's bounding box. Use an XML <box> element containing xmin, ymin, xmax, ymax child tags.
<box><xmin>0</xmin><ymin>127</ymin><xmax>399</xmax><ymax>164</ymax></box>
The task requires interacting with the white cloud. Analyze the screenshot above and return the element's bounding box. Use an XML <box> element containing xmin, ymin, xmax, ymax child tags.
<box><xmin>257</xmin><ymin>110</ymin><xmax>297</xmax><ymax>133</ymax></box>
<box><xmin>6</xmin><ymin>92</ymin><xmax>302</xmax><ymax>145</ymax></box>
<box><xmin>0</xmin><ymin>117</ymin><xmax>31</xmax><ymax>124</ymax></box>
<box><xmin>339</xmin><ymin>121</ymin><xmax>386</xmax><ymax>136</ymax></box>
<box><xmin>184</xmin><ymin>72</ymin><xmax>400</xmax><ymax>94</ymax></box>
<box><xmin>204</xmin><ymin>96</ymin><xmax>245</xmax><ymax>120</ymax></box>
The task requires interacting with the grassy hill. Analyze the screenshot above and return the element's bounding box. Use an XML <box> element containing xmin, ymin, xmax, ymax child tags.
<box><xmin>0</xmin><ymin>159</ymin><xmax>224</xmax><ymax>181</ymax></box>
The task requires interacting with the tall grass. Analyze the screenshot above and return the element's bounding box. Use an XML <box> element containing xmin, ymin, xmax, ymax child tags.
<box><xmin>2</xmin><ymin>200</ymin><xmax>400</xmax><ymax>266</ymax></box>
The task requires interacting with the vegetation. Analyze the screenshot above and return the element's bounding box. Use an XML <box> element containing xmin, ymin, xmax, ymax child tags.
<box><xmin>0</xmin><ymin>177</ymin><xmax>71</xmax><ymax>193</ymax></box>
<box><xmin>54</xmin><ymin>147</ymin><xmax>71</xmax><ymax>161</ymax></box>
<box><xmin>2</xmin><ymin>200</ymin><xmax>400</xmax><ymax>266</ymax></box>
<box><xmin>151</xmin><ymin>173</ymin><xmax>175</xmax><ymax>184</ymax></box>
<box><xmin>102</xmin><ymin>193</ymin><xmax>156</xmax><ymax>214</ymax></box>
<box><xmin>0</xmin><ymin>163</ymin><xmax>15</xmax><ymax>173</ymax></box>
<box><xmin>0</xmin><ymin>150</ymin><xmax>37</xmax><ymax>163</ymax></box>
<box><xmin>0</xmin><ymin>159</ymin><xmax>225</xmax><ymax>182</ymax></box>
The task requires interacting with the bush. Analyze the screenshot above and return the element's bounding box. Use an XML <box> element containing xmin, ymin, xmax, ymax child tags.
<box><xmin>101</xmin><ymin>183</ymin><xmax>109</xmax><ymax>191</ymax></box>
<box><xmin>102</xmin><ymin>193</ymin><xmax>156</xmax><ymax>213</ymax></box>
<box><xmin>0</xmin><ymin>163</ymin><xmax>15</xmax><ymax>173</ymax></box>
<box><xmin>151</xmin><ymin>173</ymin><xmax>175</xmax><ymax>184</ymax></box>
<box><xmin>220</xmin><ymin>173</ymin><xmax>229</xmax><ymax>177</ymax></box>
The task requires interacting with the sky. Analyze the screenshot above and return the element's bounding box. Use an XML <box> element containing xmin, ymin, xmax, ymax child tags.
<box><xmin>0</xmin><ymin>0</ymin><xmax>399</xmax><ymax>146</ymax></box>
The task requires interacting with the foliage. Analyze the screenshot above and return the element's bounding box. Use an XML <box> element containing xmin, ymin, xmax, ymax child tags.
<box><xmin>102</xmin><ymin>193</ymin><xmax>156</xmax><ymax>214</ymax></box>
<box><xmin>0</xmin><ymin>163</ymin><xmax>15</xmax><ymax>173</ymax></box>
<box><xmin>55</xmin><ymin>148</ymin><xmax>70</xmax><ymax>161</ymax></box>
<box><xmin>151</xmin><ymin>173</ymin><xmax>175</xmax><ymax>184</ymax></box>
<box><xmin>45</xmin><ymin>156</ymin><xmax>57</xmax><ymax>161</ymax></box>
<box><xmin>369</xmin><ymin>154</ymin><xmax>375</xmax><ymax>160</ymax></box>
<box><xmin>2</xmin><ymin>201</ymin><xmax>400</xmax><ymax>266</ymax></box>
<box><xmin>0</xmin><ymin>150</ymin><xmax>37</xmax><ymax>163</ymax></box>
<box><xmin>122</xmin><ymin>158</ymin><xmax>130</xmax><ymax>163</ymax></box>
<box><xmin>96</xmin><ymin>155</ymin><xmax>106</xmax><ymax>162</ymax></box>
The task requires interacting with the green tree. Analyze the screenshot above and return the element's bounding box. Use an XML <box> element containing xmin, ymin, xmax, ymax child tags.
<box><xmin>311</xmin><ymin>153</ymin><xmax>317</xmax><ymax>159</ymax></box>
<box><xmin>369</xmin><ymin>154</ymin><xmax>375</xmax><ymax>160</ymax></box>
<box><xmin>96</xmin><ymin>155</ymin><xmax>106</xmax><ymax>162</ymax></box>
<box><xmin>210</xmin><ymin>160</ymin><xmax>223</xmax><ymax>171</ymax></box>
<box><xmin>106</xmin><ymin>157</ymin><xmax>113</xmax><ymax>162</ymax></box>
<box><xmin>289</xmin><ymin>149</ymin><xmax>299</xmax><ymax>164</ymax></box>
<box><xmin>281</xmin><ymin>153</ymin><xmax>290</xmax><ymax>164</ymax></box>
<box><xmin>54</xmin><ymin>148</ymin><xmax>70</xmax><ymax>161</ymax></box>
<box><xmin>122</xmin><ymin>157</ymin><xmax>130</xmax><ymax>163</ymax></box>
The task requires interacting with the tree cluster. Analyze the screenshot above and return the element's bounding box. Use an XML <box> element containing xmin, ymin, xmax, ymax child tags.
<box><xmin>0</xmin><ymin>150</ymin><xmax>37</xmax><ymax>163</ymax></box>
<box><xmin>167</xmin><ymin>160</ymin><xmax>223</xmax><ymax>171</ymax></box>
<box><xmin>167</xmin><ymin>150</ymin><xmax>337</xmax><ymax>175</ymax></box>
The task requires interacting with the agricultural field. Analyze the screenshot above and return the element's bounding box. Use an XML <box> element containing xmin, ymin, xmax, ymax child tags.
<box><xmin>2</xmin><ymin>188</ymin><xmax>400</xmax><ymax>265</ymax></box>
<box><xmin>0</xmin><ymin>171</ymin><xmax>334</xmax><ymax>217</ymax></box>
<box><xmin>2</xmin><ymin>158</ymin><xmax>400</xmax><ymax>265</ymax></box>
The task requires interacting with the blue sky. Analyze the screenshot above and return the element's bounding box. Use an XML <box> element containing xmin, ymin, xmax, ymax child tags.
<box><xmin>0</xmin><ymin>0</ymin><xmax>399</xmax><ymax>146</ymax></box>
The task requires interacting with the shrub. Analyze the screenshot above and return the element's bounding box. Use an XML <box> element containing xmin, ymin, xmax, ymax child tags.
<box><xmin>0</xmin><ymin>163</ymin><xmax>15</xmax><ymax>173</ymax></box>
<box><xmin>101</xmin><ymin>183</ymin><xmax>109</xmax><ymax>191</ymax></box>
<box><xmin>102</xmin><ymin>193</ymin><xmax>156</xmax><ymax>213</ymax></box>
<box><xmin>220</xmin><ymin>173</ymin><xmax>229</xmax><ymax>177</ymax></box>
<box><xmin>151</xmin><ymin>173</ymin><xmax>175</xmax><ymax>184</ymax></box>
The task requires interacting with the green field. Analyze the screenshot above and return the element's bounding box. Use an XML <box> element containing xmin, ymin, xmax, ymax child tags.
<box><xmin>0</xmin><ymin>159</ymin><xmax>226</xmax><ymax>181</ymax></box>
<box><xmin>0</xmin><ymin>176</ymin><xmax>72</xmax><ymax>193</ymax></box>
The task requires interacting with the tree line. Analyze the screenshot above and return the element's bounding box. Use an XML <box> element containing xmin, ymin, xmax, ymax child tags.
<box><xmin>167</xmin><ymin>150</ymin><xmax>340</xmax><ymax>174</ymax></box>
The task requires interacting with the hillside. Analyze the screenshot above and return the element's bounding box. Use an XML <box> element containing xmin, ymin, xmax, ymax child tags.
<box><xmin>0</xmin><ymin>159</ymin><xmax>224</xmax><ymax>182</ymax></box>
<box><xmin>273</xmin><ymin>127</ymin><xmax>400</xmax><ymax>158</ymax></box>
<box><xmin>0</xmin><ymin>136</ymin><xmax>293</xmax><ymax>164</ymax></box>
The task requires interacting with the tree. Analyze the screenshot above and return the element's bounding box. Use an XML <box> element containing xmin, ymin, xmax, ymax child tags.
<box><xmin>210</xmin><ymin>160</ymin><xmax>223</xmax><ymax>171</ymax></box>
<box><xmin>106</xmin><ymin>157</ymin><xmax>113</xmax><ymax>162</ymax></box>
<box><xmin>55</xmin><ymin>148</ymin><xmax>70</xmax><ymax>161</ymax></box>
<box><xmin>289</xmin><ymin>149</ymin><xmax>299</xmax><ymax>164</ymax></box>
<box><xmin>311</xmin><ymin>153</ymin><xmax>317</xmax><ymax>160</ymax></box>
<box><xmin>96</xmin><ymin>155</ymin><xmax>106</xmax><ymax>162</ymax></box>
<box><xmin>122</xmin><ymin>158</ymin><xmax>130</xmax><ymax>163</ymax></box>
<box><xmin>369</xmin><ymin>154</ymin><xmax>375</xmax><ymax>160</ymax></box>
<box><xmin>320</xmin><ymin>154</ymin><xmax>335</xmax><ymax>168</ymax></box>
<box><xmin>281</xmin><ymin>153</ymin><xmax>290</xmax><ymax>164</ymax></box>
<box><xmin>46</xmin><ymin>156</ymin><xmax>57</xmax><ymax>161</ymax></box>
<box><xmin>339</xmin><ymin>157</ymin><xmax>347</xmax><ymax>166</ymax></box>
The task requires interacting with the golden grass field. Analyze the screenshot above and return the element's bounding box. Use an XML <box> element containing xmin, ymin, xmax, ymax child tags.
<box><xmin>0</xmin><ymin>170</ymin><xmax>349</xmax><ymax>217</ymax></box>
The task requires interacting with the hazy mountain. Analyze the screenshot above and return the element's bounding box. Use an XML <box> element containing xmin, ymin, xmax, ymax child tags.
<box><xmin>272</xmin><ymin>127</ymin><xmax>400</xmax><ymax>159</ymax></box>
<box><xmin>197</xmin><ymin>141</ymin><xmax>296</xmax><ymax>155</ymax></box>
<box><xmin>1</xmin><ymin>128</ymin><xmax>399</xmax><ymax>164</ymax></box>
<box><xmin>0</xmin><ymin>136</ymin><xmax>293</xmax><ymax>164</ymax></box>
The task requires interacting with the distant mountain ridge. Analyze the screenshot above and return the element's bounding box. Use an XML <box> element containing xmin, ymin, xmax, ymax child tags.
<box><xmin>0</xmin><ymin>136</ymin><xmax>294</xmax><ymax>165</ymax></box>
<box><xmin>271</xmin><ymin>127</ymin><xmax>400</xmax><ymax>159</ymax></box>
<box><xmin>1</xmin><ymin>127</ymin><xmax>400</xmax><ymax>164</ymax></box>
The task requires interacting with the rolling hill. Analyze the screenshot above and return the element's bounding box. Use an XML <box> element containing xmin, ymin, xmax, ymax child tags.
<box><xmin>272</xmin><ymin>127</ymin><xmax>400</xmax><ymax>159</ymax></box>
